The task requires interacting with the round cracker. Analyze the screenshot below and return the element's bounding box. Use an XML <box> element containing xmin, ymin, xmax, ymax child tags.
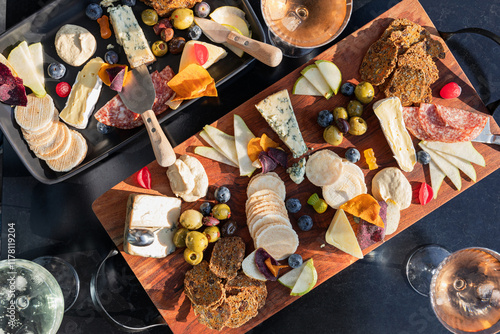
<box><xmin>254</xmin><ymin>225</ymin><xmax>299</xmax><ymax>261</ymax></box>
<box><xmin>245</xmin><ymin>189</ymin><xmax>282</xmax><ymax>210</ymax></box>
<box><xmin>15</xmin><ymin>94</ymin><xmax>55</xmax><ymax>132</ymax></box>
<box><xmin>306</xmin><ymin>150</ymin><xmax>344</xmax><ymax>187</ymax></box>
<box><xmin>35</xmin><ymin>123</ymin><xmax>73</xmax><ymax>161</ymax></box>
<box><xmin>245</xmin><ymin>191</ymin><xmax>284</xmax><ymax>216</ymax></box>
<box><xmin>45</xmin><ymin>130</ymin><xmax>87</xmax><ymax>172</ymax></box>
<box><xmin>22</xmin><ymin>111</ymin><xmax>59</xmax><ymax>145</ymax></box>
<box><xmin>371</xmin><ymin>167</ymin><xmax>411</xmax><ymax>209</ymax></box>
<box><xmin>30</xmin><ymin>122</ymin><xmax>66</xmax><ymax>156</ymax></box>
<box><xmin>178</xmin><ymin>154</ymin><xmax>208</xmax><ymax>202</ymax></box>
<box><xmin>250</xmin><ymin>215</ymin><xmax>291</xmax><ymax>239</ymax></box>
<box><xmin>247</xmin><ymin>202</ymin><xmax>288</xmax><ymax>227</ymax></box>
<box><xmin>247</xmin><ymin>173</ymin><xmax>286</xmax><ymax>200</ymax></box>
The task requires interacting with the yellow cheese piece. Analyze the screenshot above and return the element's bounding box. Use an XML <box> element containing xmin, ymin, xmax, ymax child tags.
<box><xmin>179</xmin><ymin>40</ymin><xmax>227</xmax><ymax>72</ymax></box>
<box><xmin>60</xmin><ymin>57</ymin><xmax>104</xmax><ymax>129</ymax></box>
<box><xmin>373</xmin><ymin>97</ymin><xmax>416</xmax><ymax>172</ymax></box>
<box><xmin>325</xmin><ymin>209</ymin><xmax>363</xmax><ymax>259</ymax></box>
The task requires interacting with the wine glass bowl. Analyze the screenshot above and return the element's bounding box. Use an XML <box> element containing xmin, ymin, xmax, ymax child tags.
<box><xmin>261</xmin><ymin>0</ymin><xmax>353</xmax><ymax>57</ymax></box>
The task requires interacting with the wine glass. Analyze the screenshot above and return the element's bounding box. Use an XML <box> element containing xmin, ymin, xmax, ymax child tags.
<box><xmin>406</xmin><ymin>246</ymin><xmax>500</xmax><ymax>333</ymax></box>
<box><xmin>261</xmin><ymin>0</ymin><xmax>353</xmax><ymax>57</ymax></box>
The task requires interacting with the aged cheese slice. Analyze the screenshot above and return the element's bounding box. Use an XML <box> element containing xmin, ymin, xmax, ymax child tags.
<box><xmin>255</xmin><ymin>89</ymin><xmax>308</xmax><ymax>158</ymax></box>
<box><xmin>325</xmin><ymin>209</ymin><xmax>363</xmax><ymax>259</ymax></box>
<box><xmin>373</xmin><ymin>97</ymin><xmax>416</xmax><ymax>172</ymax></box>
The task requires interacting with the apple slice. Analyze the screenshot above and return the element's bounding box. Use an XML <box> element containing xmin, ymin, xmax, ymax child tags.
<box><xmin>234</xmin><ymin>115</ymin><xmax>256</xmax><ymax>177</ymax></box>
<box><xmin>242</xmin><ymin>249</ymin><xmax>267</xmax><ymax>281</ymax></box>
<box><xmin>203</xmin><ymin>125</ymin><xmax>239</xmax><ymax>166</ymax></box>
<box><xmin>210</xmin><ymin>6</ymin><xmax>247</xmax><ymax>21</ymax></box>
<box><xmin>292</xmin><ymin>76</ymin><xmax>322</xmax><ymax>96</ymax></box>
<box><xmin>8</xmin><ymin>41</ymin><xmax>46</xmax><ymax>97</ymax></box>
<box><xmin>429</xmin><ymin>160</ymin><xmax>445</xmax><ymax>199</ymax></box>
<box><xmin>421</xmin><ymin>141</ymin><xmax>485</xmax><ymax>167</ymax></box>
<box><xmin>435</xmin><ymin>150</ymin><xmax>476</xmax><ymax>182</ymax></box>
<box><xmin>315</xmin><ymin>60</ymin><xmax>342</xmax><ymax>95</ymax></box>
<box><xmin>28</xmin><ymin>43</ymin><xmax>44</xmax><ymax>89</ymax></box>
<box><xmin>300</xmin><ymin>64</ymin><xmax>333</xmax><ymax>99</ymax></box>
<box><xmin>194</xmin><ymin>146</ymin><xmax>238</xmax><ymax>167</ymax></box>
<box><xmin>290</xmin><ymin>259</ymin><xmax>317</xmax><ymax>296</ymax></box>
<box><xmin>325</xmin><ymin>209</ymin><xmax>363</xmax><ymax>259</ymax></box>
<box><xmin>419</xmin><ymin>143</ymin><xmax>461</xmax><ymax>191</ymax></box>
<box><xmin>278</xmin><ymin>262</ymin><xmax>306</xmax><ymax>289</ymax></box>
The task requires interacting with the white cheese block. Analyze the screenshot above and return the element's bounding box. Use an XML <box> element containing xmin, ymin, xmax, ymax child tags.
<box><xmin>123</xmin><ymin>194</ymin><xmax>182</xmax><ymax>258</ymax></box>
<box><xmin>108</xmin><ymin>5</ymin><xmax>156</xmax><ymax>68</ymax></box>
<box><xmin>373</xmin><ymin>97</ymin><xmax>416</xmax><ymax>172</ymax></box>
<box><xmin>255</xmin><ymin>89</ymin><xmax>308</xmax><ymax>158</ymax></box>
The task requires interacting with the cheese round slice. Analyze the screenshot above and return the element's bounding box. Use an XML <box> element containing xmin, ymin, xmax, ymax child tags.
<box><xmin>322</xmin><ymin>167</ymin><xmax>366</xmax><ymax>209</ymax></box>
<box><xmin>306</xmin><ymin>149</ymin><xmax>344</xmax><ymax>187</ymax></box>
<box><xmin>371</xmin><ymin>167</ymin><xmax>412</xmax><ymax>209</ymax></box>
<box><xmin>254</xmin><ymin>225</ymin><xmax>299</xmax><ymax>261</ymax></box>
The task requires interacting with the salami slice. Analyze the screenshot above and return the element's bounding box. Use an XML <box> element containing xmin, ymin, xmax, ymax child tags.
<box><xmin>434</xmin><ymin>104</ymin><xmax>488</xmax><ymax>130</ymax></box>
<box><xmin>94</xmin><ymin>66</ymin><xmax>175</xmax><ymax>129</ymax></box>
<box><xmin>402</xmin><ymin>106</ymin><xmax>431</xmax><ymax>140</ymax></box>
<box><xmin>418</xmin><ymin>103</ymin><xmax>470</xmax><ymax>142</ymax></box>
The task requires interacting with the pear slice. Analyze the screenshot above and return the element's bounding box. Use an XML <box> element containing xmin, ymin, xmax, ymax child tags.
<box><xmin>429</xmin><ymin>160</ymin><xmax>445</xmax><ymax>199</ymax></box>
<box><xmin>234</xmin><ymin>115</ymin><xmax>256</xmax><ymax>177</ymax></box>
<box><xmin>292</xmin><ymin>76</ymin><xmax>322</xmax><ymax>96</ymax></box>
<box><xmin>194</xmin><ymin>146</ymin><xmax>238</xmax><ymax>167</ymax></box>
<box><xmin>210</xmin><ymin>6</ymin><xmax>247</xmax><ymax>21</ymax></box>
<box><xmin>203</xmin><ymin>125</ymin><xmax>239</xmax><ymax>166</ymax></box>
<box><xmin>199</xmin><ymin>130</ymin><xmax>232</xmax><ymax>161</ymax></box>
<box><xmin>28</xmin><ymin>43</ymin><xmax>44</xmax><ymax>89</ymax></box>
<box><xmin>8</xmin><ymin>41</ymin><xmax>46</xmax><ymax>97</ymax></box>
<box><xmin>278</xmin><ymin>262</ymin><xmax>306</xmax><ymax>289</ymax></box>
<box><xmin>419</xmin><ymin>142</ymin><xmax>461</xmax><ymax>191</ymax></box>
<box><xmin>421</xmin><ymin>141</ymin><xmax>485</xmax><ymax>167</ymax></box>
<box><xmin>290</xmin><ymin>259</ymin><xmax>317</xmax><ymax>296</ymax></box>
<box><xmin>315</xmin><ymin>60</ymin><xmax>342</xmax><ymax>95</ymax></box>
<box><xmin>325</xmin><ymin>209</ymin><xmax>363</xmax><ymax>259</ymax></box>
<box><xmin>435</xmin><ymin>150</ymin><xmax>476</xmax><ymax>182</ymax></box>
<box><xmin>300</xmin><ymin>64</ymin><xmax>333</xmax><ymax>99</ymax></box>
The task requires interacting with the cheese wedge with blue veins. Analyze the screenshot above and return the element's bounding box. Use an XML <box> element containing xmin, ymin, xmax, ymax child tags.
<box><xmin>108</xmin><ymin>5</ymin><xmax>156</xmax><ymax>68</ymax></box>
<box><xmin>255</xmin><ymin>89</ymin><xmax>308</xmax><ymax>158</ymax></box>
<box><xmin>286</xmin><ymin>157</ymin><xmax>306</xmax><ymax>184</ymax></box>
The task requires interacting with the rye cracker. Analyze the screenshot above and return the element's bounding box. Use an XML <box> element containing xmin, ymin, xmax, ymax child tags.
<box><xmin>225</xmin><ymin>292</ymin><xmax>259</xmax><ymax>328</ymax></box>
<box><xmin>359</xmin><ymin>39</ymin><xmax>398</xmax><ymax>86</ymax></box>
<box><xmin>383</xmin><ymin>66</ymin><xmax>428</xmax><ymax>106</ymax></box>
<box><xmin>184</xmin><ymin>261</ymin><xmax>225</xmax><ymax>309</ymax></box>
<box><xmin>209</xmin><ymin>237</ymin><xmax>245</xmax><ymax>280</ymax></box>
<box><xmin>193</xmin><ymin>302</ymin><xmax>231</xmax><ymax>331</ymax></box>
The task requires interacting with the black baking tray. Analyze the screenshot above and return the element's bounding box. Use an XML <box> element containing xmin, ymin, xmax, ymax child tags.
<box><xmin>0</xmin><ymin>0</ymin><xmax>265</xmax><ymax>184</ymax></box>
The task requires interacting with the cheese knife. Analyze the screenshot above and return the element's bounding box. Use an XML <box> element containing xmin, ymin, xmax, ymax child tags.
<box><xmin>194</xmin><ymin>17</ymin><xmax>283</xmax><ymax>67</ymax></box>
<box><xmin>118</xmin><ymin>64</ymin><xmax>176</xmax><ymax>167</ymax></box>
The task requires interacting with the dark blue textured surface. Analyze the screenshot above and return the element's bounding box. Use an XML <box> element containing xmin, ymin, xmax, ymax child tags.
<box><xmin>1</xmin><ymin>0</ymin><xmax>499</xmax><ymax>333</ymax></box>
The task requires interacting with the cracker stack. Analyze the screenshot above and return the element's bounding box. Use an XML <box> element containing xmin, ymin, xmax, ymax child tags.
<box><xmin>14</xmin><ymin>94</ymin><xmax>88</xmax><ymax>172</ymax></box>
<box><xmin>245</xmin><ymin>172</ymin><xmax>299</xmax><ymax>261</ymax></box>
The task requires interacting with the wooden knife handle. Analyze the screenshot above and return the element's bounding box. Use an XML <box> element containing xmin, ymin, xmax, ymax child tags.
<box><xmin>226</xmin><ymin>31</ymin><xmax>283</xmax><ymax>67</ymax></box>
<box><xmin>141</xmin><ymin>109</ymin><xmax>176</xmax><ymax>167</ymax></box>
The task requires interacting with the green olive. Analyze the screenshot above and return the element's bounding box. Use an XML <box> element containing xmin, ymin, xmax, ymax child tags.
<box><xmin>151</xmin><ymin>40</ymin><xmax>168</xmax><ymax>57</ymax></box>
<box><xmin>212</xmin><ymin>204</ymin><xmax>231</xmax><ymax>220</ymax></box>
<box><xmin>170</xmin><ymin>8</ymin><xmax>194</xmax><ymax>30</ymax></box>
<box><xmin>203</xmin><ymin>226</ymin><xmax>220</xmax><ymax>243</ymax></box>
<box><xmin>141</xmin><ymin>9</ymin><xmax>159</xmax><ymax>26</ymax></box>
<box><xmin>323</xmin><ymin>125</ymin><xmax>343</xmax><ymax>146</ymax></box>
<box><xmin>172</xmin><ymin>227</ymin><xmax>189</xmax><ymax>248</ymax></box>
<box><xmin>179</xmin><ymin>209</ymin><xmax>203</xmax><ymax>230</ymax></box>
<box><xmin>185</xmin><ymin>231</ymin><xmax>208</xmax><ymax>252</ymax></box>
<box><xmin>347</xmin><ymin>100</ymin><xmax>364</xmax><ymax>118</ymax></box>
<box><xmin>333</xmin><ymin>107</ymin><xmax>348</xmax><ymax>121</ymax></box>
<box><xmin>354</xmin><ymin>82</ymin><xmax>375</xmax><ymax>104</ymax></box>
<box><xmin>348</xmin><ymin>117</ymin><xmax>368</xmax><ymax>136</ymax></box>
<box><xmin>184</xmin><ymin>248</ymin><xmax>203</xmax><ymax>265</ymax></box>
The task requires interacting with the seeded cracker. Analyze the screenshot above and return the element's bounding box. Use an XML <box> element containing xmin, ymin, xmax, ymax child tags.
<box><xmin>209</xmin><ymin>237</ymin><xmax>245</xmax><ymax>280</ymax></box>
<box><xmin>193</xmin><ymin>302</ymin><xmax>232</xmax><ymax>331</ymax></box>
<box><xmin>226</xmin><ymin>273</ymin><xmax>267</xmax><ymax>309</ymax></box>
<box><xmin>184</xmin><ymin>261</ymin><xmax>225</xmax><ymax>308</ymax></box>
<box><xmin>359</xmin><ymin>39</ymin><xmax>398</xmax><ymax>86</ymax></box>
<box><xmin>398</xmin><ymin>41</ymin><xmax>439</xmax><ymax>84</ymax></box>
<box><xmin>225</xmin><ymin>292</ymin><xmax>260</xmax><ymax>328</ymax></box>
<box><xmin>384</xmin><ymin>66</ymin><xmax>428</xmax><ymax>106</ymax></box>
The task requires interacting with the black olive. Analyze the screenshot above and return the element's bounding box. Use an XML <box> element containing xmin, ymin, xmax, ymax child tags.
<box><xmin>220</xmin><ymin>220</ymin><xmax>238</xmax><ymax>237</ymax></box>
<box><xmin>168</xmin><ymin>37</ymin><xmax>186</xmax><ymax>55</ymax></box>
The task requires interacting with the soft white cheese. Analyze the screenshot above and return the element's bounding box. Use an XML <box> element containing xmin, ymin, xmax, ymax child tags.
<box><xmin>373</xmin><ymin>97</ymin><xmax>416</xmax><ymax>172</ymax></box>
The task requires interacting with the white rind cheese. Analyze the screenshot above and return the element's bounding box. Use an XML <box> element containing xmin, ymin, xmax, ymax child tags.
<box><xmin>123</xmin><ymin>194</ymin><xmax>181</xmax><ymax>258</ymax></box>
<box><xmin>255</xmin><ymin>89</ymin><xmax>308</xmax><ymax>158</ymax></box>
<box><xmin>373</xmin><ymin>97</ymin><xmax>416</xmax><ymax>172</ymax></box>
<box><xmin>108</xmin><ymin>5</ymin><xmax>156</xmax><ymax>68</ymax></box>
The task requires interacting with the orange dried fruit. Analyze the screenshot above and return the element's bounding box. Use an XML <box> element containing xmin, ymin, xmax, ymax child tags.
<box><xmin>339</xmin><ymin>194</ymin><xmax>384</xmax><ymax>228</ymax></box>
<box><xmin>167</xmin><ymin>63</ymin><xmax>217</xmax><ymax>101</ymax></box>
<box><xmin>247</xmin><ymin>137</ymin><xmax>263</xmax><ymax>162</ymax></box>
<box><xmin>260</xmin><ymin>133</ymin><xmax>279</xmax><ymax>151</ymax></box>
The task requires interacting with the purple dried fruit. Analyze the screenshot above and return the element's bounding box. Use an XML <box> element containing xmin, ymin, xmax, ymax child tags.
<box><xmin>356</xmin><ymin>202</ymin><xmax>387</xmax><ymax>250</ymax></box>
<box><xmin>0</xmin><ymin>63</ymin><xmax>27</xmax><ymax>106</ymax></box>
<box><xmin>254</xmin><ymin>248</ymin><xmax>279</xmax><ymax>281</ymax></box>
<box><xmin>267</xmin><ymin>147</ymin><xmax>287</xmax><ymax>168</ymax></box>
<box><xmin>258</xmin><ymin>151</ymin><xmax>278</xmax><ymax>173</ymax></box>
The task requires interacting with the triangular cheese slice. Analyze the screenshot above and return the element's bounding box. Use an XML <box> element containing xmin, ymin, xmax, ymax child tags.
<box><xmin>179</xmin><ymin>40</ymin><xmax>227</xmax><ymax>72</ymax></box>
<box><xmin>325</xmin><ymin>209</ymin><xmax>363</xmax><ymax>259</ymax></box>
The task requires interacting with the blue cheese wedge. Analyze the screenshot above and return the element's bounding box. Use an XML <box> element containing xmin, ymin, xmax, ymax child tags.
<box><xmin>108</xmin><ymin>5</ymin><xmax>156</xmax><ymax>68</ymax></box>
<box><xmin>123</xmin><ymin>194</ymin><xmax>181</xmax><ymax>258</ymax></box>
<box><xmin>286</xmin><ymin>157</ymin><xmax>306</xmax><ymax>184</ymax></box>
<box><xmin>255</xmin><ymin>89</ymin><xmax>307</xmax><ymax>158</ymax></box>
<box><xmin>373</xmin><ymin>97</ymin><xmax>416</xmax><ymax>172</ymax></box>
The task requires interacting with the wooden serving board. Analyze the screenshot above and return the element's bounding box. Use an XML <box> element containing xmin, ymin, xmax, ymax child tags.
<box><xmin>92</xmin><ymin>0</ymin><xmax>500</xmax><ymax>332</ymax></box>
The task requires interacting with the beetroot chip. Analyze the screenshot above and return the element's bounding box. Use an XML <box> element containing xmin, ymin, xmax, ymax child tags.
<box><xmin>267</xmin><ymin>147</ymin><xmax>287</xmax><ymax>168</ymax></box>
<box><xmin>254</xmin><ymin>248</ymin><xmax>279</xmax><ymax>281</ymax></box>
<box><xmin>259</xmin><ymin>151</ymin><xmax>277</xmax><ymax>173</ymax></box>
<box><xmin>0</xmin><ymin>63</ymin><xmax>27</xmax><ymax>106</ymax></box>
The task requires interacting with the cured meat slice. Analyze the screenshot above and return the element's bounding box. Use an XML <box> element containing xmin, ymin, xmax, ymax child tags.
<box><xmin>418</xmin><ymin>103</ymin><xmax>469</xmax><ymax>142</ymax></box>
<box><xmin>434</xmin><ymin>104</ymin><xmax>488</xmax><ymax>130</ymax></box>
<box><xmin>402</xmin><ymin>106</ymin><xmax>431</xmax><ymax>140</ymax></box>
<box><xmin>94</xmin><ymin>66</ymin><xmax>175</xmax><ymax>129</ymax></box>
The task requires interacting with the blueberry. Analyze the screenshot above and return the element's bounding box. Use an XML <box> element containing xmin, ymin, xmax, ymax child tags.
<box><xmin>96</xmin><ymin>122</ymin><xmax>113</xmax><ymax>134</ymax></box>
<box><xmin>214</xmin><ymin>186</ymin><xmax>230</xmax><ymax>203</ymax></box>
<box><xmin>47</xmin><ymin>63</ymin><xmax>66</xmax><ymax>80</ymax></box>
<box><xmin>285</xmin><ymin>198</ymin><xmax>301</xmax><ymax>213</ymax></box>
<box><xmin>200</xmin><ymin>202</ymin><xmax>213</xmax><ymax>216</ymax></box>
<box><xmin>86</xmin><ymin>3</ymin><xmax>103</xmax><ymax>20</ymax></box>
<box><xmin>104</xmin><ymin>51</ymin><xmax>119</xmax><ymax>64</ymax></box>
<box><xmin>297</xmin><ymin>215</ymin><xmax>313</xmax><ymax>231</ymax></box>
<box><xmin>188</xmin><ymin>25</ymin><xmax>202</xmax><ymax>40</ymax></box>
<box><xmin>317</xmin><ymin>110</ymin><xmax>333</xmax><ymax>128</ymax></box>
<box><xmin>122</xmin><ymin>0</ymin><xmax>136</xmax><ymax>6</ymax></box>
<box><xmin>345</xmin><ymin>148</ymin><xmax>360</xmax><ymax>163</ymax></box>
<box><xmin>340</xmin><ymin>82</ymin><xmax>355</xmax><ymax>96</ymax></box>
<box><xmin>194</xmin><ymin>2</ymin><xmax>210</xmax><ymax>18</ymax></box>
<box><xmin>417</xmin><ymin>150</ymin><xmax>431</xmax><ymax>165</ymax></box>
<box><xmin>288</xmin><ymin>254</ymin><xmax>303</xmax><ymax>269</ymax></box>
